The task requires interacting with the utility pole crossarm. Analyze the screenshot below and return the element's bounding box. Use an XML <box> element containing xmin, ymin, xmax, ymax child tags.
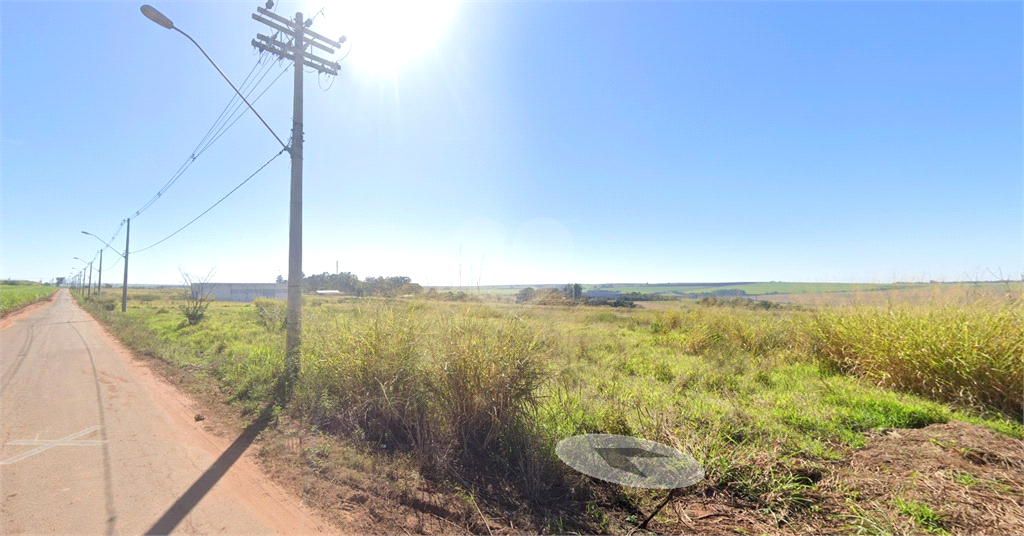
<box><xmin>252</xmin><ymin>35</ymin><xmax>339</xmax><ymax>75</ymax></box>
<box><xmin>251</xmin><ymin>17</ymin><xmax>339</xmax><ymax>75</ymax></box>
<box><xmin>255</xmin><ymin>7</ymin><xmax>342</xmax><ymax>48</ymax></box>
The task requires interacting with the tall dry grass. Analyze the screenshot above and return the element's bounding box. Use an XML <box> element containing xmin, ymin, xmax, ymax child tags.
<box><xmin>806</xmin><ymin>295</ymin><xmax>1022</xmax><ymax>419</ymax></box>
<box><xmin>297</xmin><ymin>305</ymin><xmax>550</xmax><ymax>480</ymax></box>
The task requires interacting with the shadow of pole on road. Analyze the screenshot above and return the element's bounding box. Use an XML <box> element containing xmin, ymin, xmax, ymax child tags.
<box><xmin>144</xmin><ymin>402</ymin><xmax>276</xmax><ymax>536</ymax></box>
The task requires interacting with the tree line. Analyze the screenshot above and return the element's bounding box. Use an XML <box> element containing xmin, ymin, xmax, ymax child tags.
<box><xmin>302</xmin><ymin>272</ymin><xmax>423</xmax><ymax>298</ymax></box>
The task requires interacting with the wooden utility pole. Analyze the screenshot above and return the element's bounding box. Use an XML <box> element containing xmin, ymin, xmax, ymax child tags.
<box><xmin>97</xmin><ymin>249</ymin><xmax>102</xmax><ymax>294</ymax></box>
<box><xmin>251</xmin><ymin>6</ymin><xmax>342</xmax><ymax>389</ymax></box>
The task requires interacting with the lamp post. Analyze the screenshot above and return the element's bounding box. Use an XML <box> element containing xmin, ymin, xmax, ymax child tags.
<box><xmin>141</xmin><ymin>4</ymin><xmax>324</xmax><ymax>392</ymax></box>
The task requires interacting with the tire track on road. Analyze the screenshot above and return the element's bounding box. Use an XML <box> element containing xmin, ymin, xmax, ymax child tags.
<box><xmin>68</xmin><ymin>310</ymin><xmax>118</xmax><ymax>536</ymax></box>
<box><xmin>1</xmin><ymin>294</ymin><xmax>58</xmax><ymax>393</ymax></box>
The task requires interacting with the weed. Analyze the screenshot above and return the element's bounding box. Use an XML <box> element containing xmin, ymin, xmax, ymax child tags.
<box><xmin>253</xmin><ymin>298</ymin><xmax>286</xmax><ymax>332</ymax></box>
<box><xmin>952</xmin><ymin>470</ymin><xmax>979</xmax><ymax>487</ymax></box>
<box><xmin>894</xmin><ymin>497</ymin><xmax>949</xmax><ymax>535</ymax></box>
<box><xmin>843</xmin><ymin>499</ymin><xmax>898</xmax><ymax>536</ymax></box>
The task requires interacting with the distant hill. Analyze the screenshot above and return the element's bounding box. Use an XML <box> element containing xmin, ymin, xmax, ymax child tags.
<box><xmin>430</xmin><ymin>281</ymin><xmax>1010</xmax><ymax>298</ymax></box>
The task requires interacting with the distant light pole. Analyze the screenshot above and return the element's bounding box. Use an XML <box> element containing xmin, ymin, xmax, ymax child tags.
<box><xmin>96</xmin><ymin>249</ymin><xmax>103</xmax><ymax>293</ymax></box>
<box><xmin>83</xmin><ymin>228</ymin><xmax>128</xmax><ymax>311</ymax></box>
<box><xmin>73</xmin><ymin>258</ymin><xmax>91</xmax><ymax>296</ymax></box>
<box><xmin>76</xmin><ymin>257</ymin><xmax>94</xmax><ymax>296</ymax></box>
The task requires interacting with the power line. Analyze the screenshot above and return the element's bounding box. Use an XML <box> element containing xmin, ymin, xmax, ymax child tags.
<box><xmin>126</xmin><ymin>51</ymin><xmax>289</xmax><ymax>222</ymax></box>
<box><xmin>130</xmin><ymin>148</ymin><xmax>288</xmax><ymax>255</ymax></box>
<box><xmin>201</xmin><ymin>61</ymin><xmax>291</xmax><ymax>153</ymax></box>
<box><xmin>85</xmin><ymin>43</ymin><xmax>290</xmax><ymax>279</ymax></box>
<box><xmin>191</xmin><ymin>53</ymin><xmax>281</xmax><ymax>159</ymax></box>
<box><xmin>103</xmin><ymin>253</ymin><xmax>123</xmax><ymax>274</ymax></box>
<box><xmin>127</xmin><ymin>57</ymin><xmax>266</xmax><ymax>220</ymax></box>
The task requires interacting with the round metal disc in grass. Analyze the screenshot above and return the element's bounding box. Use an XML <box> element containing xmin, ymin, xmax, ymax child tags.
<box><xmin>555</xmin><ymin>434</ymin><xmax>704</xmax><ymax>489</ymax></box>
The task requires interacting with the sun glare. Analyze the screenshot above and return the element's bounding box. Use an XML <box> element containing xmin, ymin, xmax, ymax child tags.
<box><xmin>304</xmin><ymin>0</ymin><xmax>457</xmax><ymax>73</ymax></box>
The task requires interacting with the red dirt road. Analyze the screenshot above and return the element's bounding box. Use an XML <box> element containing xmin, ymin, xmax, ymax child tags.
<box><xmin>1</xmin><ymin>290</ymin><xmax>338</xmax><ymax>535</ymax></box>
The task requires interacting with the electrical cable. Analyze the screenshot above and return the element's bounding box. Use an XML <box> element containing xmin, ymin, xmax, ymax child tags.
<box><xmin>88</xmin><ymin>5</ymin><xmax>339</xmax><ymax>265</ymax></box>
<box><xmin>103</xmin><ymin>254</ymin><xmax>124</xmax><ymax>274</ymax></box>
<box><xmin>193</xmin><ymin>54</ymin><xmax>279</xmax><ymax>159</ymax></box>
<box><xmin>84</xmin><ymin>58</ymin><xmax>288</xmax><ymax>269</ymax></box>
<box><xmin>126</xmin><ymin>50</ymin><xmax>285</xmax><ymax>222</ymax></box>
<box><xmin>319</xmin><ymin>39</ymin><xmax>352</xmax><ymax>91</ymax></box>
<box><xmin>318</xmin><ymin>71</ymin><xmax>335</xmax><ymax>91</ymax></box>
<box><xmin>130</xmin><ymin>148</ymin><xmax>287</xmax><ymax>255</ymax></box>
<box><xmin>336</xmin><ymin>39</ymin><xmax>353</xmax><ymax>63</ymax></box>
<box><xmin>128</xmin><ymin>56</ymin><xmax>268</xmax><ymax>220</ymax></box>
<box><xmin>202</xmin><ymin>62</ymin><xmax>291</xmax><ymax>152</ymax></box>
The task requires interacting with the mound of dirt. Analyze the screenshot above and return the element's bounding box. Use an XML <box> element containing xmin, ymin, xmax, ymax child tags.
<box><xmin>828</xmin><ymin>421</ymin><xmax>1023</xmax><ymax>535</ymax></box>
<box><xmin>647</xmin><ymin>421</ymin><xmax>1022</xmax><ymax>535</ymax></box>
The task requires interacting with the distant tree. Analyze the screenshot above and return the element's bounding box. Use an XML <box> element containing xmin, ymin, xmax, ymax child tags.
<box><xmin>401</xmin><ymin>283</ymin><xmax>423</xmax><ymax>296</ymax></box>
<box><xmin>276</xmin><ymin>275</ymin><xmax>285</xmax><ymax>284</ymax></box>
<box><xmin>55</xmin><ymin>277</ymin><xmax>66</xmax><ymax>287</ymax></box>
<box><xmin>563</xmin><ymin>283</ymin><xmax>583</xmax><ymax>301</ymax></box>
<box><xmin>611</xmin><ymin>297</ymin><xmax>637</xmax><ymax>308</ymax></box>
<box><xmin>516</xmin><ymin>287</ymin><xmax>536</xmax><ymax>303</ymax></box>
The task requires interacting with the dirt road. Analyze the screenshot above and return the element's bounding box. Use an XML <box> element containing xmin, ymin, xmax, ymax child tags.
<box><xmin>1</xmin><ymin>290</ymin><xmax>336</xmax><ymax>535</ymax></box>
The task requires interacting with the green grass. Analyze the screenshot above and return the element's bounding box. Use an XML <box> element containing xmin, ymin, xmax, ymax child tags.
<box><xmin>0</xmin><ymin>283</ymin><xmax>57</xmax><ymax>315</ymax></box>
<box><xmin>76</xmin><ymin>287</ymin><xmax>1022</xmax><ymax>529</ymax></box>
<box><xmin>894</xmin><ymin>497</ymin><xmax>949</xmax><ymax>535</ymax></box>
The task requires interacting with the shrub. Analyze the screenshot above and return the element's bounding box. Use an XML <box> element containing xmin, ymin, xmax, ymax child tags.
<box><xmin>179</xmin><ymin>270</ymin><xmax>215</xmax><ymax>326</ymax></box>
<box><xmin>253</xmin><ymin>298</ymin><xmax>286</xmax><ymax>332</ymax></box>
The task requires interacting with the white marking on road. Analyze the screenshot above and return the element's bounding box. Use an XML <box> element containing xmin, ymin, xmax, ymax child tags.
<box><xmin>0</xmin><ymin>426</ymin><xmax>107</xmax><ymax>465</ymax></box>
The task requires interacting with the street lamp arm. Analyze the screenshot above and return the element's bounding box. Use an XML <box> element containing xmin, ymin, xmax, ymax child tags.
<box><xmin>171</xmin><ymin>26</ymin><xmax>289</xmax><ymax>151</ymax></box>
<box><xmin>141</xmin><ymin>5</ymin><xmax>288</xmax><ymax>151</ymax></box>
<box><xmin>82</xmin><ymin>231</ymin><xmax>116</xmax><ymax>250</ymax></box>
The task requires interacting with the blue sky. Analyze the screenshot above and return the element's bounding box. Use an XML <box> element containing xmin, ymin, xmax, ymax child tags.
<box><xmin>2</xmin><ymin>1</ymin><xmax>1021</xmax><ymax>286</ymax></box>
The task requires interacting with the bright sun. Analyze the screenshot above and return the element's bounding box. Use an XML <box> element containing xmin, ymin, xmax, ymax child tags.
<box><xmin>302</xmin><ymin>0</ymin><xmax>458</xmax><ymax>73</ymax></box>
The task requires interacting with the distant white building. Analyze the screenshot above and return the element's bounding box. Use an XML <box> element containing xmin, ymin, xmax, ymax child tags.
<box><xmin>193</xmin><ymin>283</ymin><xmax>287</xmax><ymax>303</ymax></box>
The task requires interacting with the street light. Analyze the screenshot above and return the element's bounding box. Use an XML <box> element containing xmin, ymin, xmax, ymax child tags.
<box><xmin>142</xmin><ymin>4</ymin><xmax>310</xmax><ymax>394</ymax></box>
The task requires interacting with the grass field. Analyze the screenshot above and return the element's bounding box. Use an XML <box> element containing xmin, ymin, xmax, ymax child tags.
<box><xmin>0</xmin><ymin>283</ymin><xmax>57</xmax><ymax>315</ymax></box>
<box><xmin>77</xmin><ymin>285</ymin><xmax>1022</xmax><ymax>533</ymax></box>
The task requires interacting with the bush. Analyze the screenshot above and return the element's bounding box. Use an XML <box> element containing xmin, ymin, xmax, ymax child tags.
<box><xmin>253</xmin><ymin>298</ymin><xmax>286</xmax><ymax>332</ymax></box>
<box><xmin>179</xmin><ymin>270</ymin><xmax>215</xmax><ymax>326</ymax></box>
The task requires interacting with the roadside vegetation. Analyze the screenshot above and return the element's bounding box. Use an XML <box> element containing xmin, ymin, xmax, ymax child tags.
<box><xmin>76</xmin><ymin>284</ymin><xmax>1022</xmax><ymax>534</ymax></box>
<box><xmin>1</xmin><ymin>281</ymin><xmax>58</xmax><ymax>315</ymax></box>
